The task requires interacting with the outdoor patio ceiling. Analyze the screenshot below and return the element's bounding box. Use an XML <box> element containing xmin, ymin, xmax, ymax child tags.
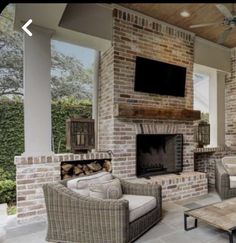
<box><xmin>121</xmin><ymin>3</ymin><xmax>236</xmax><ymax>48</ymax></box>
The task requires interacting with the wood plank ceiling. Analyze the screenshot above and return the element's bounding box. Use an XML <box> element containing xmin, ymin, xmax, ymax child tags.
<box><xmin>120</xmin><ymin>4</ymin><xmax>236</xmax><ymax>48</ymax></box>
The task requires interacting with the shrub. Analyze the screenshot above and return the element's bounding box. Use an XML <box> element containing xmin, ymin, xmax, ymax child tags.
<box><xmin>7</xmin><ymin>205</ymin><xmax>16</xmax><ymax>215</ymax></box>
<box><xmin>0</xmin><ymin>168</ymin><xmax>11</xmax><ymax>181</ymax></box>
<box><xmin>0</xmin><ymin>180</ymin><xmax>16</xmax><ymax>204</ymax></box>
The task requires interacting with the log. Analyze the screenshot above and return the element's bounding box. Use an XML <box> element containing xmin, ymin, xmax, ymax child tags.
<box><xmin>114</xmin><ymin>103</ymin><xmax>201</xmax><ymax>121</ymax></box>
<box><xmin>82</xmin><ymin>165</ymin><xmax>93</xmax><ymax>175</ymax></box>
<box><xmin>87</xmin><ymin>162</ymin><xmax>102</xmax><ymax>172</ymax></box>
<box><xmin>76</xmin><ymin>164</ymin><xmax>83</xmax><ymax>169</ymax></box>
<box><xmin>74</xmin><ymin>166</ymin><xmax>83</xmax><ymax>175</ymax></box>
<box><xmin>62</xmin><ymin>163</ymin><xmax>73</xmax><ymax>172</ymax></box>
<box><xmin>82</xmin><ymin>164</ymin><xmax>89</xmax><ymax>172</ymax></box>
<box><xmin>103</xmin><ymin>160</ymin><xmax>112</xmax><ymax>172</ymax></box>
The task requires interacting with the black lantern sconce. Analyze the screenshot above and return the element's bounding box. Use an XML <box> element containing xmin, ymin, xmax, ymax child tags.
<box><xmin>194</xmin><ymin>120</ymin><xmax>210</xmax><ymax>148</ymax></box>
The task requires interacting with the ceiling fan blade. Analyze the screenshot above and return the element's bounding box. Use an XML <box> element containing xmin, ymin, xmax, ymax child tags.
<box><xmin>218</xmin><ymin>27</ymin><xmax>232</xmax><ymax>44</ymax></box>
<box><xmin>216</xmin><ymin>4</ymin><xmax>233</xmax><ymax>19</ymax></box>
<box><xmin>190</xmin><ymin>22</ymin><xmax>222</xmax><ymax>28</ymax></box>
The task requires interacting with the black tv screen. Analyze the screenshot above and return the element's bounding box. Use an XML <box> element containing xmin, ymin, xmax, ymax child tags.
<box><xmin>134</xmin><ymin>56</ymin><xmax>186</xmax><ymax>97</ymax></box>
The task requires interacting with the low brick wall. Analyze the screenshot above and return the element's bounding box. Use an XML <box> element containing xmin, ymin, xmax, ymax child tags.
<box><xmin>14</xmin><ymin>152</ymin><xmax>111</xmax><ymax>224</ymax></box>
<box><xmin>128</xmin><ymin>172</ymin><xmax>208</xmax><ymax>201</ymax></box>
<box><xmin>194</xmin><ymin>147</ymin><xmax>233</xmax><ymax>188</ymax></box>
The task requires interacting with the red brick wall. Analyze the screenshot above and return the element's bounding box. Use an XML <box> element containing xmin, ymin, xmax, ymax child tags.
<box><xmin>98</xmin><ymin>7</ymin><xmax>197</xmax><ymax>177</ymax></box>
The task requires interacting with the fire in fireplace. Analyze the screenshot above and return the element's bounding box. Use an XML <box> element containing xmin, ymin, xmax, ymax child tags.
<box><xmin>136</xmin><ymin>134</ymin><xmax>183</xmax><ymax>177</ymax></box>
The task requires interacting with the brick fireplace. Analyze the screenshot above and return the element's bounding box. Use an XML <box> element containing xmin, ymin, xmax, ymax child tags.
<box><xmin>98</xmin><ymin>7</ymin><xmax>198</xmax><ymax>177</ymax></box>
<box><xmin>97</xmin><ymin>6</ymin><xmax>208</xmax><ymax>200</ymax></box>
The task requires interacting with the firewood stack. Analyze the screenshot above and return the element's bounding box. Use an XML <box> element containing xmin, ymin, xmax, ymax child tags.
<box><xmin>61</xmin><ymin>160</ymin><xmax>112</xmax><ymax>180</ymax></box>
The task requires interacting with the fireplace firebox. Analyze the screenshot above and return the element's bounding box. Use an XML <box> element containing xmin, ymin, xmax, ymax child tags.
<box><xmin>136</xmin><ymin>134</ymin><xmax>183</xmax><ymax>177</ymax></box>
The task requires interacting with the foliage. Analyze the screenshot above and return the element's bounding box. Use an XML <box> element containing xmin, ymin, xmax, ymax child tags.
<box><xmin>7</xmin><ymin>204</ymin><xmax>16</xmax><ymax>215</ymax></box>
<box><xmin>0</xmin><ymin>180</ymin><xmax>16</xmax><ymax>204</ymax></box>
<box><xmin>0</xmin><ymin>168</ymin><xmax>12</xmax><ymax>180</ymax></box>
<box><xmin>0</xmin><ymin>100</ymin><xmax>24</xmax><ymax>180</ymax></box>
<box><xmin>51</xmin><ymin>49</ymin><xmax>93</xmax><ymax>101</ymax></box>
<box><xmin>0</xmin><ymin>5</ymin><xmax>23</xmax><ymax>97</ymax></box>
<box><xmin>201</xmin><ymin>112</ymin><xmax>209</xmax><ymax>123</ymax></box>
<box><xmin>0</xmin><ymin>5</ymin><xmax>93</xmax><ymax>101</ymax></box>
<box><xmin>0</xmin><ymin>99</ymin><xmax>92</xmax><ymax>181</ymax></box>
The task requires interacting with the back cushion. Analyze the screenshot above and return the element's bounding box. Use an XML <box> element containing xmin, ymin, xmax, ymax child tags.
<box><xmin>222</xmin><ymin>157</ymin><xmax>236</xmax><ymax>176</ymax></box>
<box><xmin>89</xmin><ymin>178</ymin><xmax>122</xmax><ymax>199</ymax></box>
<box><xmin>67</xmin><ymin>171</ymin><xmax>113</xmax><ymax>196</ymax></box>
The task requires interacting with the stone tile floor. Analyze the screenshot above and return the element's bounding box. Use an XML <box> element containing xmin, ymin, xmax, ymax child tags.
<box><xmin>3</xmin><ymin>191</ymin><xmax>235</xmax><ymax>243</ymax></box>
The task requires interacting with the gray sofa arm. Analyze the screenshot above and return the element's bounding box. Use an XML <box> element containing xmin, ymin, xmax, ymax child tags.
<box><xmin>215</xmin><ymin>161</ymin><xmax>230</xmax><ymax>198</ymax></box>
<box><xmin>119</xmin><ymin>179</ymin><xmax>161</xmax><ymax>197</ymax></box>
<box><xmin>43</xmin><ymin>183</ymin><xmax>129</xmax><ymax>243</ymax></box>
<box><xmin>118</xmin><ymin>179</ymin><xmax>162</xmax><ymax>215</ymax></box>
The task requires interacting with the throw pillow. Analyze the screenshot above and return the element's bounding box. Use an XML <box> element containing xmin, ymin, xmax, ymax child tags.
<box><xmin>76</xmin><ymin>178</ymin><xmax>100</xmax><ymax>196</ymax></box>
<box><xmin>89</xmin><ymin>178</ymin><xmax>122</xmax><ymax>200</ymax></box>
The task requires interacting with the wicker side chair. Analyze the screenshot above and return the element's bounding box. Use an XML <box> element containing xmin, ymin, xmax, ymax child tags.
<box><xmin>215</xmin><ymin>159</ymin><xmax>236</xmax><ymax>200</ymax></box>
<box><xmin>43</xmin><ymin>178</ymin><xmax>162</xmax><ymax>243</ymax></box>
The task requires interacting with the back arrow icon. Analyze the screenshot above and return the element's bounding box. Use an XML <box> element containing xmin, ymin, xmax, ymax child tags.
<box><xmin>22</xmin><ymin>19</ymin><xmax>33</xmax><ymax>36</ymax></box>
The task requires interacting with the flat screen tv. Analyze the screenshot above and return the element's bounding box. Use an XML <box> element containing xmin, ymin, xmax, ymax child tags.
<box><xmin>134</xmin><ymin>56</ymin><xmax>186</xmax><ymax>97</ymax></box>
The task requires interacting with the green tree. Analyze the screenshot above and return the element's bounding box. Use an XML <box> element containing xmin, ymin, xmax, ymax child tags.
<box><xmin>0</xmin><ymin>5</ymin><xmax>23</xmax><ymax>97</ymax></box>
<box><xmin>51</xmin><ymin>49</ymin><xmax>93</xmax><ymax>101</ymax></box>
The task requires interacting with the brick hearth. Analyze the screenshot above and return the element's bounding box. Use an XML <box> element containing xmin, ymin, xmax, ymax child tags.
<box><xmin>128</xmin><ymin>172</ymin><xmax>207</xmax><ymax>201</ymax></box>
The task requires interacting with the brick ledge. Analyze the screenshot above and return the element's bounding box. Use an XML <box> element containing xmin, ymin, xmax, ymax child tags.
<box><xmin>127</xmin><ymin>171</ymin><xmax>206</xmax><ymax>184</ymax></box>
<box><xmin>193</xmin><ymin>146</ymin><xmax>230</xmax><ymax>154</ymax></box>
<box><xmin>127</xmin><ymin>172</ymin><xmax>208</xmax><ymax>201</ymax></box>
<box><xmin>14</xmin><ymin>152</ymin><xmax>112</xmax><ymax>165</ymax></box>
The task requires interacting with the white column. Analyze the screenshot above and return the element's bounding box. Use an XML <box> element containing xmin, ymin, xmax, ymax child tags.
<box><xmin>209</xmin><ymin>70</ymin><xmax>226</xmax><ymax>147</ymax></box>
<box><xmin>209</xmin><ymin>69</ymin><xmax>218</xmax><ymax>147</ymax></box>
<box><xmin>92</xmin><ymin>51</ymin><xmax>100</xmax><ymax>150</ymax></box>
<box><xmin>217</xmin><ymin>71</ymin><xmax>226</xmax><ymax>146</ymax></box>
<box><xmin>23</xmin><ymin>25</ymin><xmax>54</xmax><ymax>156</ymax></box>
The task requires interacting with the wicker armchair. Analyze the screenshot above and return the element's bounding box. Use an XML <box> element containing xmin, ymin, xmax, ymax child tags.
<box><xmin>215</xmin><ymin>160</ymin><xmax>236</xmax><ymax>200</ymax></box>
<box><xmin>43</xmin><ymin>178</ymin><xmax>162</xmax><ymax>243</ymax></box>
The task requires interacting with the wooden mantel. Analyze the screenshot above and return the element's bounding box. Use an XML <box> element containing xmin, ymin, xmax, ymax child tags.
<box><xmin>114</xmin><ymin>103</ymin><xmax>201</xmax><ymax>121</ymax></box>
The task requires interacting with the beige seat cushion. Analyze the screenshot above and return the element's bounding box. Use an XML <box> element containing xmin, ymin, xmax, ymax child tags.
<box><xmin>222</xmin><ymin>157</ymin><xmax>236</xmax><ymax>176</ymax></box>
<box><xmin>121</xmin><ymin>194</ymin><xmax>156</xmax><ymax>222</ymax></box>
<box><xmin>67</xmin><ymin>171</ymin><xmax>113</xmax><ymax>196</ymax></box>
<box><xmin>230</xmin><ymin>176</ymin><xmax>236</xmax><ymax>189</ymax></box>
<box><xmin>89</xmin><ymin>178</ymin><xmax>122</xmax><ymax>199</ymax></box>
